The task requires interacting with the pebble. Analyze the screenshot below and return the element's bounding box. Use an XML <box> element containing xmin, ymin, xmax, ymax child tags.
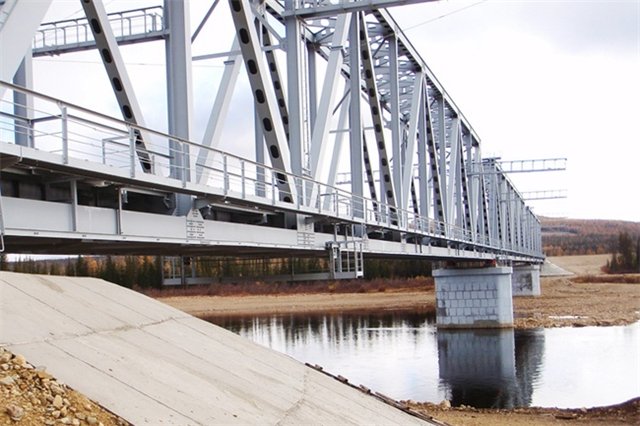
<box><xmin>5</xmin><ymin>404</ymin><xmax>25</xmax><ymax>421</ymax></box>
<box><xmin>37</xmin><ymin>370</ymin><xmax>53</xmax><ymax>380</ymax></box>
<box><xmin>50</xmin><ymin>382</ymin><xmax>64</xmax><ymax>395</ymax></box>
<box><xmin>86</xmin><ymin>416</ymin><xmax>98</xmax><ymax>425</ymax></box>
<box><xmin>53</xmin><ymin>394</ymin><xmax>64</xmax><ymax>408</ymax></box>
<box><xmin>13</xmin><ymin>354</ymin><xmax>26</xmax><ymax>366</ymax></box>
<box><xmin>0</xmin><ymin>375</ymin><xmax>16</xmax><ymax>385</ymax></box>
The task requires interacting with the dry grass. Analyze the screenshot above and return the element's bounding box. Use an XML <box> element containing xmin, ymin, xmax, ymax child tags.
<box><xmin>139</xmin><ymin>276</ymin><xmax>433</xmax><ymax>298</ymax></box>
<box><xmin>571</xmin><ymin>274</ymin><xmax>640</xmax><ymax>284</ymax></box>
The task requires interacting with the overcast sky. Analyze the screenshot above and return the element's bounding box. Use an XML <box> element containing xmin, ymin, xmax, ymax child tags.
<box><xmin>392</xmin><ymin>0</ymin><xmax>640</xmax><ymax>222</ymax></box>
<box><xmin>31</xmin><ymin>0</ymin><xmax>640</xmax><ymax>222</ymax></box>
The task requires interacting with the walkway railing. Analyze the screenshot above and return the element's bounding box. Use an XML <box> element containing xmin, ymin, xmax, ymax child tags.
<box><xmin>32</xmin><ymin>7</ymin><xmax>165</xmax><ymax>56</ymax></box>
<box><xmin>0</xmin><ymin>81</ymin><xmax>542</xmax><ymax>259</ymax></box>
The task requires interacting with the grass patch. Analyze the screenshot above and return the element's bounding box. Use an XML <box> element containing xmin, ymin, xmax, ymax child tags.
<box><xmin>571</xmin><ymin>274</ymin><xmax>640</xmax><ymax>284</ymax></box>
<box><xmin>139</xmin><ymin>276</ymin><xmax>434</xmax><ymax>298</ymax></box>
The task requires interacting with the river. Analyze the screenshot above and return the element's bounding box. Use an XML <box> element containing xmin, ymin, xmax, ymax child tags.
<box><xmin>208</xmin><ymin>312</ymin><xmax>640</xmax><ymax>409</ymax></box>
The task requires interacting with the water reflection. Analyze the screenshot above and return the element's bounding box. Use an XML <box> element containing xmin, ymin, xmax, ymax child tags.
<box><xmin>437</xmin><ymin>329</ymin><xmax>544</xmax><ymax>408</ymax></box>
<box><xmin>210</xmin><ymin>313</ymin><xmax>639</xmax><ymax>409</ymax></box>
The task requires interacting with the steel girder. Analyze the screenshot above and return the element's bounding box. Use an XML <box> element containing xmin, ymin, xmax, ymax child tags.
<box><xmin>81</xmin><ymin>0</ymin><xmax>153</xmax><ymax>173</ymax></box>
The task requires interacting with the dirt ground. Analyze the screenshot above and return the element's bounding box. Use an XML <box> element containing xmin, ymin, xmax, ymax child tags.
<box><xmin>406</xmin><ymin>398</ymin><xmax>640</xmax><ymax>425</ymax></box>
<box><xmin>160</xmin><ymin>289</ymin><xmax>434</xmax><ymax>318</ymax></box>
<box><xmin>548</xmin><ymin>254</ymin><xmax>611</xmax><ymax>275</ymax></box>
<box><xmin>0</xmin><ymin>347</ymin><xmax>128</xmax><ymax>426</ymax></box>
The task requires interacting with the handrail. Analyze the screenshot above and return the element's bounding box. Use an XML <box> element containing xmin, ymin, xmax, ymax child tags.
<box><xmin>0</xmin><ymin>80</ymin><xmax>543</xmax><ymax>259</ymax></box>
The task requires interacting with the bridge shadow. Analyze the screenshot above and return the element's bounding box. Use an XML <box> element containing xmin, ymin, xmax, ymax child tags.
<box><xmin>437</xmin><ymin>328</ymin><xmax>545</xmax><ymax>408</ymax></box>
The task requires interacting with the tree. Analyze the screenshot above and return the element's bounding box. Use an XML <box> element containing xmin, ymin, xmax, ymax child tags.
<box><xmin>608</xmin><ymin>232</ymin><xmax>640</xmax><ymax>273</ymax></box>
<box><xmin>76</xmin><ymin>255</ymin><xmax>89</xmax><ymax>276</ymax></box>
<box><xmin>101</xmin><ymin>255</ymin><xmax>119</xmax><ymax>283</ymax></box>
<box><xmin>619</xmin><ymin>232</ymin><xmax>634</xmax><ymax>271</ymax></box>
<box><xmin>637</xmin><ymin>237</ymin><xmax>640</xmax><ymax>272</ymax></box>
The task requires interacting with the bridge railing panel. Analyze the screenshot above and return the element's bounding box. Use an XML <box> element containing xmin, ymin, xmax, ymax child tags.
<box><xmin>32</xmin><ymin>7</ymin><xmax>164</xmax><ymax>53</ymax></box>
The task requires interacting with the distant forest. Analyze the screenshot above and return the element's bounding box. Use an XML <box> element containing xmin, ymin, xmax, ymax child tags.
<box><xmin>541</xmin><ymin>217</ymin><xmax>640</xmax><ymax>256</ymax></box>
<box><xmin>0</xmin><ymin>254</ymin><xmax>432</xmax><ymax>289</ymax></box>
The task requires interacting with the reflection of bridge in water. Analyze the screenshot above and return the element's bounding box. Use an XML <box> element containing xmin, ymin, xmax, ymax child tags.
<box><xmin>215</xmin><ymin>312</ymin><xmax>546</xmax><ymax>408</ymax></box>
<box><xmin>2</xmin><ymin>0</ymin><xmax>543</xmax><ymax>326</ymax></box>
<box><xmin>437</xmin><ymin>328</ymin><xmax>545</xmax><ymax>408</ymax></box>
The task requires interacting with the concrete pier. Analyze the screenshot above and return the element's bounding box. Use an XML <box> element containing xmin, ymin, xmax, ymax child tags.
<box><xmin>434</xmin><ymin>266</ymin><xmax>514</xmax><ymax>328</ymax></box>
<box><xmin>512</xmin><ymin>264</ymin><xmax>541</xmax><ymax>296</ymax></box>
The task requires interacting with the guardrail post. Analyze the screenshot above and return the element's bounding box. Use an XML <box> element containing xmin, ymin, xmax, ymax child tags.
<box><xmin>223</xmin><ymin>155</ymin><xmax>229</xmax><ymax>195</ymax></box>
<box><xmin>241</xmin><ymin>160</ymin><xmax>245</xmax><ymax>199</ymax></box>
<box><xmin>271</xmin><ymin>173</ymin><xmax>276</xmax><ymax>205</ymax></box>
<box><xmin>129</xmin><ymin>126</ymin><xmax>136</xmax><ymax>178</ymax></box>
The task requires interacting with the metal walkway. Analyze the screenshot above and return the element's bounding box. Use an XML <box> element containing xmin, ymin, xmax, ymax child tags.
<box><xmin>0</xmin><ymin>0</ymin><xmax>543</xmax><ymax>273</ymax></box>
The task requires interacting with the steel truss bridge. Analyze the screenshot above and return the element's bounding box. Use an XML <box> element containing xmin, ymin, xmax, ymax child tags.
<box><xmin>0</xmin><ymin>0</ymin><xmax>543</xmax><ymax>280</ymax></box>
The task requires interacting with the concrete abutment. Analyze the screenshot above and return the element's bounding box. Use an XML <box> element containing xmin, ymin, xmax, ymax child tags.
<box><xmin>511</xmin><ymin>264</ymin><xmax>541</xmax><ymax>296</ymax></box>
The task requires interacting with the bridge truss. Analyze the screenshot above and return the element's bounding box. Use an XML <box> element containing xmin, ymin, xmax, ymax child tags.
<box><xmin>0</xmin><ymin>0</ymin><xmax>542</xmax><ymax>277</ymax></box>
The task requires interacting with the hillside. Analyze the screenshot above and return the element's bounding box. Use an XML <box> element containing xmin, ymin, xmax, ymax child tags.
<box><xmin>541</xmin><ymin>217</ymin><xmax>640</xmax><ymax>256</ymax></box>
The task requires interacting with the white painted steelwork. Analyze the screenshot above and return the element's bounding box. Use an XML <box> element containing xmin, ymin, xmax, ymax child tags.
<box><xmin>0</xmin><ymin>0</ymin><xmax>543</xmax><ymax>264</ymax></box>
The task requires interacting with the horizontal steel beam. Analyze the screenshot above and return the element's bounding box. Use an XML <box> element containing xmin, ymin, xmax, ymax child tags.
<box><xmin>285</xmin><ymin>0</ymin><xmax>438</xmax><ymax>18</ymax></box>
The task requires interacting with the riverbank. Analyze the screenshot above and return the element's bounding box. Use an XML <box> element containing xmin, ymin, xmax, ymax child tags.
<box><xmin>405</xmin><ymin>398</ymin><xmax>640</xmax><ymax>425</ymax></box>
<box><xmin>158</xmin><ymin>256</ymin><xmax>640</xmax><ymax>328</ymax></box>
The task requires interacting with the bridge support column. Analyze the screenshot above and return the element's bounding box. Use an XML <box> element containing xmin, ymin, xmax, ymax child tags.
<box><xmin>512</xmin><ymin>264</ymin><xmax>541</xmax><ymax>296</ymax></box>
<box><xmin>434</xmin><ymin>266</ymin><xmax>513</xmax><ymax>328</ymax></box>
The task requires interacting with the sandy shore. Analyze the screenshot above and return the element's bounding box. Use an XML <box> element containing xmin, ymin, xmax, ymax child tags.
<box><xmin>160</xmin><ymin>290</ymin><xmax>434</xmax><ymax>318</ymax></box>
<box><xmin>406</xmin><ymin>398</ymin><xmax>639</xmax><ymax>425</ymax></box>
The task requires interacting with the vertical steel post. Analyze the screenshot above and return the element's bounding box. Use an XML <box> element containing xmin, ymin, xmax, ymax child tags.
<box><xmin>60</xmin><ymin>104</ymin><xmax>68</xmax><ymax>164</ymax></box>
<box><xmin>285</xmin><ymin>0</ymin><xmax>304</xmax><ymax>188</ymax></box>
<box><xmin>164</xmin><ymin>0</ymin><xmax>193</xmax><ymax>214</ymax></box>
<box><xmin>349</xmin><ymin>13</ymin><xmax>363</xmax><ymax>219</ymax></box>
<box><xmin>70</xmin><ymin>179</ymin><xmax>78</xmax><ymax>232</ymax></box>
<box><xmin>389</xmin><ymin>35</ymin><xmax>402</xmax><ymax>214</ymax></box>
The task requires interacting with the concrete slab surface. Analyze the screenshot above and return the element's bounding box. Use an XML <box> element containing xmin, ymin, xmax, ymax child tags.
<box><xmin>0</xmin><ymin>272</ymin><xmax>431</xmax><ymax>425</ymax></box>
<box><xmin>540</xmin><ymin>260</ymin><xmax>573</xmax><ymax>277</ymax></box>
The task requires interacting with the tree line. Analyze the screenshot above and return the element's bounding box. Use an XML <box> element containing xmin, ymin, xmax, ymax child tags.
<box><xmin>605</xmin><ymin>232</ymin><xmax>640</xmax><ymax>273</ymax></box>
<box><xmin>1</xmin><ymin>255</ymin><xmax>163</xmax><ymax>288</ymax></box>
<box><xmin>541</xmin><ymin>217</ymin><xmax>640</xmax><ymax>256</ymax></box>
<box><xmin>0</xmin><ymin>254</ymin><xmax>432</xmax><ymax>288</ymax></box>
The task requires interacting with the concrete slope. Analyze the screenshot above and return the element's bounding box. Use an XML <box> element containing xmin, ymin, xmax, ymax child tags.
<box><xmin>540</xmin><ymin>260</ymin><xmax>573</xmax><ymax>277</ymax></box>
<box><xmin>0</xmin><ymin>272</ymin><xmax>429</xmax><ymax>425</ymax></box>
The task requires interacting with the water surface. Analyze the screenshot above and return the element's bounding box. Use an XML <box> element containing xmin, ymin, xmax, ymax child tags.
<box><xmin>210</xmin><ymin>312</ymin><xmax>639</xmax><ymax>409</ymax></box>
